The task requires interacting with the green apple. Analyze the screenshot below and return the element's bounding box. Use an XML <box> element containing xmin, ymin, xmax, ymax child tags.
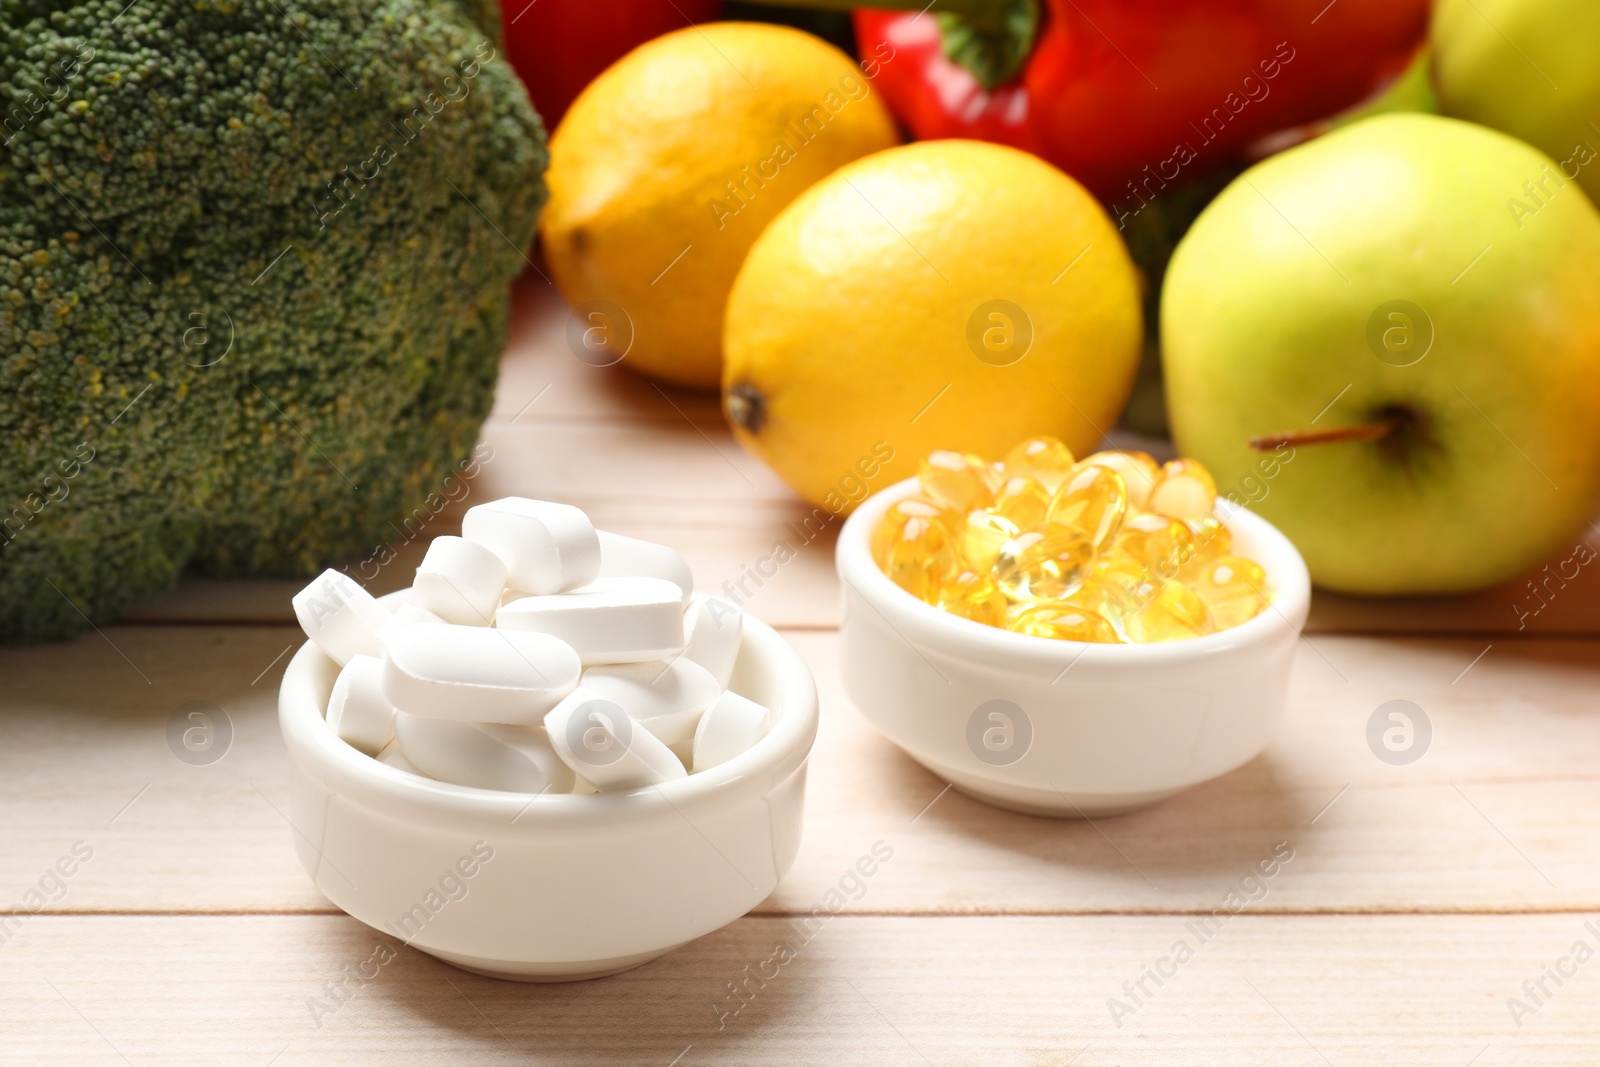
<box><xmin>1433</xmin><ymin>0</ymin><xmax>1600</xmax><ymax>205</ymax></box>
<box><xmin>1162</xmin><ymin>114</ymin><xmax>1600</xmax><ymax>595</ymax></box>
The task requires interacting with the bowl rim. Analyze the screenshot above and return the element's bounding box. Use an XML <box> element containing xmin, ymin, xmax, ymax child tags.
<box><xmin>278</xmin><ymin>608</ymin><xmax>819</xmax><ymax>828</ymax></box>
<box><xmin>836</xmin><ymin>476</ymin><xmax>1311</xmax><ymax>668</ymax></box>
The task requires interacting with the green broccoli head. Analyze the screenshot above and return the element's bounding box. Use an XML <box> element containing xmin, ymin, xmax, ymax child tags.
<box><xmin>0</xmin><ymin>0</ymin><xmax>547</xmax><ymax>642</ymax></box>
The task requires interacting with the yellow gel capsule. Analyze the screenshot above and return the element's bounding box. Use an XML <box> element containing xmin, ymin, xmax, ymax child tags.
<box><xmin>934</xmin><ymin>570</ymin><xmax>1008</xmax><ymax>627</ymax></box>
<box><xmin>878</xmin><ymin>512</ymin><xmax>959</xmax><ymax>601</ymax></box>
<box><xmin>958</xmin><ymin>509</ymin><xmax>1020</xmax><ymax>573</ymax></box>
<box><xmin>872</xmin><ymin>498</ymin><xmax>953</xmax><ymax>567</ymax></box>
<box><xmin>918</xmin><ymin>450</ymin><xmax>997</xmax><ymax>512</ymax></box>
<box><xmin>1078</xmin><ymin>450</ymin><xmax>1160</xmax><ymax>510</ymax></box>
<box><xmin>991</xmin><ymin>475</ymin><xmax>1052</xmax><ymax>530</ymax></box>
<box><xmin>992</xmin><ymin>522</ymin><xmax>1095</xmax><ymax>601</ymax></box>
<box><xmin>1046</xmin><ymin>464</ymin><xmax>1128</xmax><ymax>551</ymax></box>
<box><xmin>1186</xmin><ymin>514</ymin><xmax>1232</xmax><ymax>558</ymax></box>
<box><xmin>1188</xmin><ymin>555</ymin><xmax>1271</xmax><ymax>630</ymax></box>
<box><xmin>1122</xmin><ymin>579</ymin><xmax>1215</xmax><ymax>643</ymax></box>
<box><xmin>1008</xmin><ymin>603</ymin><xmax>1121</xmax><ymax>643</ymax></box>
<box><xmin>1146</xmin><ymin>458</ymin><xmax>1218</xmax><ymax>520</ymax></box>
<box><xmin>1093</xmin><ymin>554</ymin><xmax>1154</xmax><ymax>594</ymax></box>
<box><xmin>1115</xmin><ymin>512</ymin><xmax>1197</xmax><ymax>581</ymax></box>
<box><xmin>1002</xmin><ymin>435</ymin><xmax>1076</xmax><ymax>493</ymax></box>
<box><xmin>1065</xmin><ymin>574</ymin><xmax>1137</xmax><ymax>634</ymax></box>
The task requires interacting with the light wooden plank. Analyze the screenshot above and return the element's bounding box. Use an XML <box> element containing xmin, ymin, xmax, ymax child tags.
<box><xmin>3</xmin><ymin>625</ymin><xmax>1598</xmax><ymax>915</ymax></box>
<box><xmin>3</xmin><ymin>913</ymin><xmax>1594</xmax><ymax>1064</ymax></box>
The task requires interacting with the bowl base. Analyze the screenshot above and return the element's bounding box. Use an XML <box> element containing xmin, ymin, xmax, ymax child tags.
<box><xmin>420</xmin><ymin>944</ymin><xmax>682</xmax><ymax>982</ymax></box>
<box><xmin>913</xmin><ymin>756</ymin><xmax>1185</xmax><ymax>818</ymax></box>
<box><xmin>948</xmin><ymin>781</ymin><xmax>1182</xmax><ymax>818</ymax></box>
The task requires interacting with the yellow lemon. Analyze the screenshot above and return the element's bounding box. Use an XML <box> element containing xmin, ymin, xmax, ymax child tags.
<box><xmin>540</xmin><ymin>23</ymin><xmax>899</xmax><ymax>390</ymax></box>
<box><xmin>723</xmin><ymin>140</ymin><xmax>1143</xmax><ymax>512</ymax></box>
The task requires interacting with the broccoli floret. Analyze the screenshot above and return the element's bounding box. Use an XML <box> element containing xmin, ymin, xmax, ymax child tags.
<box><xmin>0</xmin><ymin>0</ymin><xmax>547</xmax><ymax>642</ymax></box>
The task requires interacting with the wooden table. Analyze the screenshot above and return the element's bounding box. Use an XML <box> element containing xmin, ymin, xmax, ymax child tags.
<box><xmin>6</xmin><ymin>279</ymin><xmax>1598</xmax><ymax>1065</ymax></box>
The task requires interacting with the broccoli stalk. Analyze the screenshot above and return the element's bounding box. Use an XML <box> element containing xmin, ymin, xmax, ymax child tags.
<box><xmin>0</xmin><ymin>0</ymin><xmax>548</xmax><ymax>642</ymax></box>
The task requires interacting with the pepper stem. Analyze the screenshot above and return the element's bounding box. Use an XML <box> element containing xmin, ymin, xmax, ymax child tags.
<box><xmin>733</xmin><ymin>0</ymin><xmax>1039</xmax><ymax>89</ymax></box>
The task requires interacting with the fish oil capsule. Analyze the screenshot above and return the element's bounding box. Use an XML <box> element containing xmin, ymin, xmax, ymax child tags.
<box><xmin>1066</xmin><ymin>572</ymin><xmax>1137</xmax><ymax>633</ymax></box>
<box><xmin>917</xmin><ymin>450</ymin><xmax>998</xmax><ymax>512</ymax></box>
<box><xmin>958</xmin><ymin>509</ymin><xmax>1020</xmax><ymax>573</ymax></box>
<box><xmin>1146</xmin><ymin>458</ymin><xmax>1218</xmax><ymax>520</ymax></box>
<box><xmin>873</xmin><ymin>498</ymin><xmax>953</xmax><ymax>565</ymax></box>
<box><xmin>992</xmin><ymin>523</ymin><xmax>1095</xmax><ymax>601</ymax></box>
<box><xmin>1185</xmin><ymin>514</ymin><xmax>1232</xmax><ymax>560</ymax></box>
<box><xmin>878</xmin><ymin>509</ymin><xmax>959</xmax><ymax>600</ymax></box>
<box><xmin>1178</xmin><ymin>514</ymin><xmax>1233</xmax><ymax>579</ymax></box>
<box><xmin>991</xmin><ymin>475</ymin><xmax>1052</xmax><ymax>530</ymax></box>
<box><xmin>1008</xmin><ymin>603</ymin><xmax>1121</xmax><ymax>643</ymax></box>
<box><xmin>1047</xmin><ymin>464</ymin><xmax>1128</xmax><ymax>552</ymax></box>
<box><xmin>1122</xmin><ymin>579</ymin><xmax>1214</xmax><ymax>642</ymax></box>
<box><xmin>1077</xmin><ymin>450</ymin><xmax>1160</xmax><ymax>510</ymax></box>
<box><xmin>1092</xmin><ymin>554</ymin><xmax>1153</xmax><ymax>596</ymax></box>
<box><xmin>933</xmin><ymin>570</ymin><xmax>1008</xmax><ymax>627</ymax></box>
<box><xmin>1002</xmin><ymin>436</ymin><xmax>1076</xmax><ymax>493</ymax></box>
<box><xmin>1188</xmin><ymin>555</ymin><xmax>1271</xmax><ymax>630</ymax></box>
<box><xmin>1116</xmin><ymin>512</ymin><xmax>1197</xmax><ymax>581</ymax></box>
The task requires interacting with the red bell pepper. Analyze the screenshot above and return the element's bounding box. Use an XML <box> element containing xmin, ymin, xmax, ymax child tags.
<box><xmin>497</xmin><ymin>0</ymin><xmax>722</xmax><ymax>129</ymax></box>
<box><xmin>833</xmin><ymin>0</ymin><xmax>1428</xmax><ymax>207</ymax></box>
<box><xmin>857</xmin><ymin>0</ymin><xmax>1433</xmax><ymax>203</ymax></box>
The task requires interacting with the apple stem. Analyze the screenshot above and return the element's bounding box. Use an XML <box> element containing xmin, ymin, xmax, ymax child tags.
<box><xmin>1247</xmin><ymin>419</ymin><xmax>1400</xmax><ymax>451</ymax></box>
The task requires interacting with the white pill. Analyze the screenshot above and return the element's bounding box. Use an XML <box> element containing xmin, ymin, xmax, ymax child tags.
<box><xmin>292</xmin><ymin>569</ymin><xmax>391</xmax><ymax>666</ymax></box>
<box><xmin>382</xmin><ymin>624</ymin><xmax>581</xmax><ymax>725</ymax></box>
<box><xmin>410</xmin><ymin>535</ymin><xmax>508</xmax><ymax>625</ymax></box>
<box><xmin>377</xmin><ymin>603</ymin><xmax>448</xmax><ymax>654</ymax></box>
<box><xmin>597</xmin><ymin>530</ymin><xmax>693</xmax><ymax>603</ymax></box>
<box><xmin>462</xmin><ymin>498</ymin><xmax>600</xmax><ymax>595</ymax></box>
<box><xmin>544</xmin><ymin>686</ymin><xmax>687</xmax><ymax>791</ymax></box>
<box><xmin>580</xmin><ymin>658</ymin><xmax>720</xmax><ymax>746</ymax></box>
<box><xmin>376</xmin><ymin>740</ymin><xmax>432</xmax><ymax>778</ymax></box>
<box><xmin>496</xmin><ymin>577</ymin><xmax>686</xmax><ymax>665</ymax></box>
<box><xmin>692</xmin><ymin>690</ymin><xmax>774</xmax><ymax>772</ymax></box>
<box><xmin>682</xmin><ymin>593</ymin><xmax>743</xmax><ymax>688</ymax></box>
<box><xmin>326</xmin><ymin>655</ymin><xmax>396</xmax><ymax>756</ymax></box>
<box><xmin>393</xmin><ymin>713</ymin><xmax>575</xmax><ymax>794</ymax></box>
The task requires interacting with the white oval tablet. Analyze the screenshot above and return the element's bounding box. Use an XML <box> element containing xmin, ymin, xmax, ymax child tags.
<box><xmin>376</xmin><ymin>740</ymin><xmax>432</xmax><ymax>778</ymax></box>
<box><xmin>462</xmin><ymin>498</ymin><xmax>600</xmax><ymax>595</ymax></box>
<box><xmin>682</xmin><ymin>593</ymin><xmax>742</xmax><ymax>688</ymax></box>
<box><xmin>580</xmin><ymin>658</ymin><xmax>720</xmax><ymax>746</ymax></box>
<box><xmin>692</xmin><ymin>690</ymin><xmax>773</xmax><ymax>772</ymax></box>
<box><xmin>393</xmin><ymin>713</ymin><xmax>575</xmax><ymax>794</ymax></box>
<box><xmin>410</xmin><ymin>535</ymin><xmax>508</xmax><ymax>625</ymax></box>
<box><xmin>596</xmin><ymin>530</ymin><xmax>693</xmax><ymax>603</ymax></box>
<box><xmin>326</xmin><ymin>654</ymin><xmax>396</xmax><ymax>756</ymax></box>
<box><xmin>544</xmin><ymin>687</ymin><xmax>687</xmax><ymax>791</ymax></box>
<box><xmin>382</xmin><ymin>624</ymin><xmax>581</xmax><ymax>725</ymax></box>
<box><xmin>495</xmin><ymin>577</ymin><xmax>686</xmax><ymax>665</ymax></box>
<box><xmin>292</xmin><ymin>569</ymin><xmax>391</xmax><ymax>666</ymax></box>
<box><xmin>377</xmin><ymin>603</ymin><xmax>448</xmax><ymax>654</ymax></box>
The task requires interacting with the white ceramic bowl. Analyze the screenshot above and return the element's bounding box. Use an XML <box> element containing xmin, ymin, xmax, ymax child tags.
<box><xmin>837</xmin><ymin>478</ymin><xmax>1311</xmax><ymax>818</ymax></box>
<box><xmin>278</xmin><ymin>597</ymin><xmax>818</xmax><ymax>981</ymax></box>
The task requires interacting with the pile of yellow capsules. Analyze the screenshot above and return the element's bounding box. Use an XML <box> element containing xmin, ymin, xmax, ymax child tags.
<box><xmin>872</xmin><ymin>437</ymin><xmax>1272</xmax><ymax>643</ymax></box>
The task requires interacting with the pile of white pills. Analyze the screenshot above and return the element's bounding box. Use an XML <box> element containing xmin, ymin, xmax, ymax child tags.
<box><xmin>291</xmin><ymin>497</ymin><xmax>772</xmax><ymax>794</ymax></box>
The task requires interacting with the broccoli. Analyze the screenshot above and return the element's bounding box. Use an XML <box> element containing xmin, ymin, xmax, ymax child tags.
<box><xmin>0</xmin><ymin>0</ymin><xmax>547</xmax><ymax>642</ymax></box>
